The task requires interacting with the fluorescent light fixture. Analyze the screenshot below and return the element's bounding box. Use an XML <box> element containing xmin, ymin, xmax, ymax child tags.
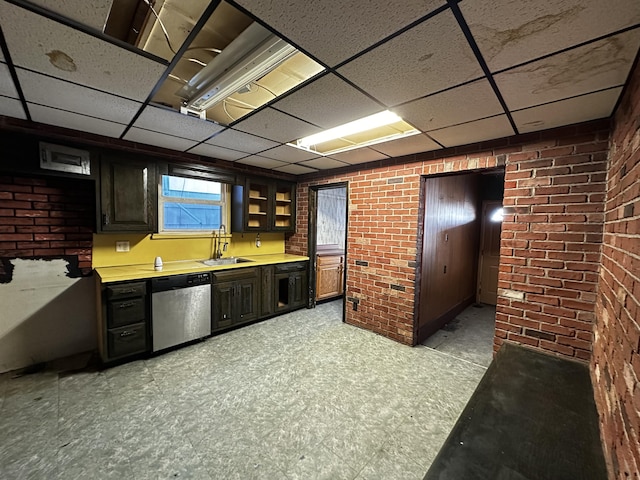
<box><xmin>290</xmin><ymin>110</ymin><xmax>420</xmax><ymax>156</ymax></box>
<box><xmin>297</xmin><ymin>111</ymin><xmax>402</xmax><ymax>148</ymax></box>
<box><xmin>177</xmin><ymin>22</ymin><xmax>297</xmax><ymax>112</ymax></box>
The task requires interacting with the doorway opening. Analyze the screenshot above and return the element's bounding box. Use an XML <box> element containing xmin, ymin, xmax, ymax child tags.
<box><xmin>308</xmin><ymin>183</ymin><xmax>348</xmax><ymax>319</ymax></box>
<box><xmin>417</xmin><ymin>169</ymin><xmax>504</xmax><ymax>365</ymax></box>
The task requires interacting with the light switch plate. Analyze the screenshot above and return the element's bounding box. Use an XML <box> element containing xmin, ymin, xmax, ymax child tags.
<box><xmin>115</xmin><ymin>241</ymin><xmax>130</xmax><ymax>252</ymax></box>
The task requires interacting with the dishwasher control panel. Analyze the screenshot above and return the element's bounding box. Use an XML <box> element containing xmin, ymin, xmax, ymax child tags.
<box><xmin>151</xmin><ymin>272</ymin><xmax>211</xmax><ymax>292</ymax></box>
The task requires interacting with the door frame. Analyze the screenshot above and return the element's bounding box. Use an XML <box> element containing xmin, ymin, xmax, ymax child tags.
<box><xmin>307</xmin><ymin>182</ymin><xmax>349</xmax><ymax>322</ymax></box>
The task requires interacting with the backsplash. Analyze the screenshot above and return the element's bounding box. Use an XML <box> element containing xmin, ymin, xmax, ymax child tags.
<box><xmin>92</xmin><ymin>231</ymin><xmax>285</xmax><ymax>268</ymax></box>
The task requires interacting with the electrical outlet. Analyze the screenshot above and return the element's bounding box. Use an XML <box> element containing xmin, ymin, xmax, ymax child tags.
<box><xmin>115</xmin><ymin>241</ymin><xmax>130</xmax><ymax>252</ymax></box>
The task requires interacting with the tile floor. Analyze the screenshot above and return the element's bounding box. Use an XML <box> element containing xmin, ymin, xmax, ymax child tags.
<box><xmin>0</xmin><ymin>301</ymin><xmax>494</xmax><ymax>480</ymax></box>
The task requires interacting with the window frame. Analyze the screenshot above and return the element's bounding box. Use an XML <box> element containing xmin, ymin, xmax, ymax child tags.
<box><xmin>157</xmin><ymin>174</ymin><xmax>231</xmax><ymax>234</ymax></box>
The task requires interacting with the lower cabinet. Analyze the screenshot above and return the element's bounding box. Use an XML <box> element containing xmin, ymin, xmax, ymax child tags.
<box><xmin>316</xmin><ymin>254</ymin><xmax>344</xmax><ymax>301</ymax></box>
<box><xmin>98</xmin><ymin>279</ymin><xmax>150</xmax><ymax>363</ymax></box>
<box><xmin>274</xmin><ymin>261</ymin><xmax>308</xmax><ymax>313</ymax></box>
<box><xmin>212</xmin><ymin>267</ymin><xmax>259</xmax><ymax>332</ymax></box>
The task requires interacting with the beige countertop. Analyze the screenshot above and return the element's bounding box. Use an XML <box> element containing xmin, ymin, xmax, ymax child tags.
<box><xmin>95</xmin><ymin>253</ymin><xmax>309</xmax><ymax>283</ymax></box>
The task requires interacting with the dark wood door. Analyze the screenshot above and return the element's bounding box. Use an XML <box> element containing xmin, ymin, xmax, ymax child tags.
<box><xmin>236</xmin><ymin>277</ymin><xmax>259</xmax><ymax>324</ymax></box>
<box><xmin>289</xmin><ymin>271</ymin><xmax>307</xmax><ymax>309</ymax></box>
<box><xmin>477</xmin><ymin>201</ymin><xmax>503</xmax><ymax>305</ymax></box>
<box><xmin>100</xmin><ymin>154</ymin><xmax>156</xmax><ymax>232</ymax></box>
<box><xmin>212</xmin><ymin>282</ymin><xmax>234</xmax><ymax>331</ymax></box>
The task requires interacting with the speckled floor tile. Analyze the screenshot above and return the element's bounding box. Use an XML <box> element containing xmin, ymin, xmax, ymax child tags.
<box><xmin>422</xmin><ymin>304</ymin><xmax>495</xmax><ymax>367</ymax></box>
<box><xmin>0</xmin><ymin>299</ymin><xmax>493</xmax><ymax>479</ymax></box>
<box><xmin>284</xmin><ymin>444</ymin><xmax>358</xmax><ymax>480</ymax></box>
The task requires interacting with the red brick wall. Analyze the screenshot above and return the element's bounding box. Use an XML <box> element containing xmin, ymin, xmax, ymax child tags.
<box><xmin>0</xmin><ymin>175</ymin><xmax>94</xmax><ymax>279</ymax></box>
<box><xmin>592</xmin><ymin>60</ymin><xmax>640</xmax><ymax>478</ymax></box>
<box><xmin>288</xmin><ymin>119</ymin><xmax>610</xmax><ymax>354</ymax></box>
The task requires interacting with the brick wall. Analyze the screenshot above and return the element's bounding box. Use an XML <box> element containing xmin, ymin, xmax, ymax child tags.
<box><xmin>592</xmin><ymin>60</ymin><xmax>640</xmax><ymax>478</ymax></box>
<box><xmin>0</xmin><ymin>175</ymin><xmax>94</xmax><ymax>279</ymax></box>
<box><xmin>498</xmin><ymin>136</ymin><xmax>609</xmax><ymax>360</ymax></box>
<box><xmin>288</xmin><ymin>119</ymin><xmax>610</xmax><ymax>355</ymax></box>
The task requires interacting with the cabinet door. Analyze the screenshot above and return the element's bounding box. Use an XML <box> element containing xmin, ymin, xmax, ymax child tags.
<box><xmin>244</xmin><ymin>179</ymin><xmax>270</xmax><ymax>231</ymax></box>
<box><xmin>236</xmin><ymin>277</ymin><xmax>259</xmax><ymax>324</ymax></box>
<box><xmin>316</xmin><ymin>256</ymin><xmax>344</xmax><ymax>300</ymax></box>
<box><xmin>100</xmin><ymin>154</ymin><xmax>157</xmax><ymax>232</ymax></box>
<box><xmin>212</xmin><ymin>282</ymin><xmax>234</xmax><ymax>331</ymax></box>
<box><xmin>272</xmin><ymin>182</ymin><xmax>296</xmax><ymax>232</ymax></box>
<box><xmin>260</xmin><ymin>266</ymin><xmax>274</xmax><ymax>317</ymax></box>
<box><xmin>289</xmin><ymin>272</ymin><xmax>307</xmax><ymax>309</ymax></box>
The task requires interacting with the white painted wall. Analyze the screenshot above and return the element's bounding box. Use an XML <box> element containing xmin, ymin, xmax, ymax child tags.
<box><xmin>0</xmin><ymin>259</ymin><xmax>96</xmax><ymax>373</ymax></box>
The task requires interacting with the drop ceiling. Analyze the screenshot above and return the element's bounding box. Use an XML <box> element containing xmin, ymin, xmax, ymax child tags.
<box><xmin>0</xmin><ymin>0</ymin><xmax>639</xmax><ymax>176</ymax></box>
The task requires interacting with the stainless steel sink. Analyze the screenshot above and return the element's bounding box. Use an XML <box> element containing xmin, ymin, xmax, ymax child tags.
<box><xmin>199</xmin><ymin>257</ymin><xmax>254</xmax><ymax>267</ymax></box>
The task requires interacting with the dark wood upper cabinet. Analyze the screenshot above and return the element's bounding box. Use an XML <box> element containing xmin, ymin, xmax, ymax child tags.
<box><xmin>99</xmin><ymin>153</ymin><xmax>157</xmax><ymax>232</ymax></box>
<box><xmin>232</xmin><ymin>178</ymin><xmax>296</xmax><ymax>233</ymax></box>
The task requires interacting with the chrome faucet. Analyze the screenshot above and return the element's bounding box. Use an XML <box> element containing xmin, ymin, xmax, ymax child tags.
<box><xmin>216</xmin><ymin>224</ymin><xmax>227</xmax><ymax>258</ymax></box>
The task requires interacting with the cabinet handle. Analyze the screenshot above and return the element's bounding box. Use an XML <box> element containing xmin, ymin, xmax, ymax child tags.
<box><xmin>118</xmin><ymin>301</ymin><xmax>136</xmax><ymax>309</ymax></box>
<box><xmin>119</xmin><ymin>289</ymin><xmax>137</xmax><ymax>295</ymax></box>
<box><xmin>103</xmin><ymin>213</ymin><xmax>110</xmax><ymax>226</ymax></box>
<box><xmin>119</xmin><ymin>330</ymin><xmax>136</xmax><ymax>337</ymax></box>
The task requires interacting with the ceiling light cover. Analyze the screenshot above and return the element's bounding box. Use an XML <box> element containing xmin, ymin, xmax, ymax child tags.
<box><xmin>291</xmin><ymin>110</ymin><xmax>419</xmax><ymax>156</ymax></box>
<box><xmin>178</xmin><ymin>22</ymin><xmax>297</xmax><ymax>111</ymax></box>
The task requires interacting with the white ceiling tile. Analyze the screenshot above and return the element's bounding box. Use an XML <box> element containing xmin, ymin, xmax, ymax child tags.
<box><xmin>273</xmin><ymin>73</ymin><xmax>383</xmax><ymax>129</ymax></box>
<box><xmin>428</xmin><ymin>115</ymin><xmax>515</xmax><ymax>148</ymax></box>
<box><xmin>17</xmin><ymin>68</ymin><xmax>141</xmax><ymax>124</ymax></box>
<box><xmin>206</xmin><ymin>129</ymin><xmax>279</xmax><ymax>154</ymax></box>
<box><xmin>189</xmin><ymin>143</ymin><xmax>248</xmax><ymax>162</ymax></box>
<box><xmin>259</xmin><ymin>145</ymin><xmax>320</xmax><ymax>163</ymax></box>
<box><xmin>338</xmin><ymin>9</ymin><xmax>484</xmax><ymax>107</ymax></box>
<box><xmin>495</xmin><ymin>30</ymin><xmax>640</xmax><ymax>110</ymax></box>
<box><xmin>28</xmin><ymin>0</ymin><xmax>113</xmax><ymax>31</ymax></box>
<box><xmin>372</xmin><ymin>133</ymin><xmax>442</xmax><ymax>158</ymax></box>
<box><xmin>233</xmin><ymin>0</ymin><xmax>446</xmax><ymax>67</ymax></box>
<box><xmin>0</xmin><ymin>2</ymin><xmax>166</xmax><ymax>101</ymax></box>
<box><xmin>513</xmin><ymin>88</ymin><xmax>623</xmax><ymax>134</ymax></box>
<box><xmin>329</xmin><ymin>148</ymin><xmax>389</xmax><ymax>165</ymax></box>
<box><xmin>236</xmin><ymin>156</ymin><xmax>288</xmax><ymax>169</ymax></box>
<box><xmin>0</xmin><ymin>96</ymin><xmax>26</xmax><ymax>120</ymax></box>
<box><xmin>396</xmin><ymin>79</ymin><xmax>504</xmax><ymax>131</ymax></box>
<box><xmin>461</xmin><ymin>0</ymin><xmax>640</xmax><ymax>72</ymax></box>
<box><xmin>123</xmin><ymin>127</ymin><xmax>199</xmax><ymax>151</ymax></box>
<box><xmin>298</xmin><ymin>158</ymin><xmax>350</xmax><ymax>170</ymax></box>
<box><xmin>135</xmin><ymin>105</ymin><xmax>225</xmax><ymax>142</ymax></box>
<box><xmin>234</xmin><ymin>108</ymin><xmax>322</xmax><ymax>144</ymax></box>
<box><xmin>0</xmin><ymin>63</ymin><xmax>18</xmax><ymax>98</ymax></box>
<box><xmin>274</xmin><ymin>164</ymin><xmax>318</xmax><ymax>175</ymax></box>
<box><xmin>29</xmin><ymin>103</ymin><xmax>125</xmax><ymax>137</ymax></box>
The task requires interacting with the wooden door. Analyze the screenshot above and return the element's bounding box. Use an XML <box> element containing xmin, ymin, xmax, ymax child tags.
<box><xmin>477</xmin><ymin>201</ymin><xmax>503</xmax><ymax>305</ymax></box>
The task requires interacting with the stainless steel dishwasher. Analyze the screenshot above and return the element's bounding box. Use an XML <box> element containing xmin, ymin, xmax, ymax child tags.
<box><xmin>151</xmin><ymin>272</ymin><xmax>211</xmax><ymax>352</ymax></box>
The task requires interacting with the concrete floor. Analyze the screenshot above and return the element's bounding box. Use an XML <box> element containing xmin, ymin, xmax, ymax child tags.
<box><xmin>0</xmin><ymin>300</ymin><xmax>494</xmax><ymax>480</ymax></box>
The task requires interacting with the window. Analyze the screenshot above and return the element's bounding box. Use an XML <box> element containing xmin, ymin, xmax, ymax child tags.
<box><xmin>159</xmin><ymin>175</ymin><xmax>228</xmax><ymax>232</ymax></box>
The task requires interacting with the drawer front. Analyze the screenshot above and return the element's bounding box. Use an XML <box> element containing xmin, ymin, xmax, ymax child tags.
<box><xmin>107</xmin><ymin>282</ymin><xmax>146</xmax><ymax>299</ymax></box>
<box><xmin>274</xmin><ymin>261</ymin><xmax>307</xmax><ymax>274</ymax></box>
<box><xmin>107</xmin><ymin>323</ymin><xmax>148</xmax><ymax>359</ymax></box>
<box><xmin>108</xmin><ymin>297</ymin><xmax>146</xmax><ymax>328</ymax></box>
<box><xmin>212</xmin><ymin>266</ymin><xmax>258</xmax><ymax>283</ymax></box>
<box><xmin>317</xmin><ymin>255</ymin><xmax>343</xmax><ymax>266</ymax></box>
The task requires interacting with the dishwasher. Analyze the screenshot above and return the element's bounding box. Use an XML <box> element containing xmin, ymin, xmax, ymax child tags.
<box><xmin>151</xmin><ymin>272</ymin><xmax>211</xmax><ymax>352</ymax></box>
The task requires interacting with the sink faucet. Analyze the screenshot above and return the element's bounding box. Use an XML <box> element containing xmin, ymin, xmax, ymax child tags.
<box><xmin>216</xmin><ymin>225</ymin><xmax>227</xmax><ymax>258</ymax></box>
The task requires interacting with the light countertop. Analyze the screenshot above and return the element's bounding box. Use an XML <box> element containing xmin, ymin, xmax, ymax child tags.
<box><xmin>95</xmin><ymin>253</ymin><xmax>309</xmax><ymax>283</ymax></box>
